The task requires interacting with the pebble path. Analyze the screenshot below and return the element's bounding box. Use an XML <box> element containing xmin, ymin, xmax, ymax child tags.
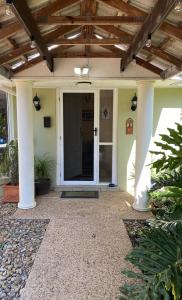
<box><xmin>0</xmin><ymin>199</ymin><xmax>49</xmax><ymax>300</ymax></box>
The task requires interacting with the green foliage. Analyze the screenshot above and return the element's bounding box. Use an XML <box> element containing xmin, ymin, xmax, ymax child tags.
<box><xmin>149</xmin><ymin>186</ymin><xmax>182</xmax><ymax>201</ymax></box>
<box><xmin>149</xmin><ymin>186</ymin><xmax>182</xmax><ymax>221</ymax></box>
<box><xmin>34</xmin><ymin>155</ymin><xmax>54</xmax><ymax>180</ymax></box>
<box><xmin>0</xmin><ymin>140</ymin><xmax>18</xmax><ymax>185</ymax></box>
<box><xmin>151</xmin><ymin>167</ymin><xmax>182</xmax><ymax>192</ymax></box>
<box><xmin>0</xmin><ymin>113</ymin><xmax>7</xmax><ymax>138</ymax></box>
<box><xmin>151</xmin><ymin>123</ymin><xmax>182</xmax><ymax>173</ymax></box>
<box><xmin>119</xmin><ymin>222</ymin><xmax>182</xmax><ymax>300</ymax></box>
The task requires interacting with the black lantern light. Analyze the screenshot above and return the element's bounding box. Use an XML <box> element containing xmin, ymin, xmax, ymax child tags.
<box><xmin>131</xmin><ymin>93</ymin><xmax>137</xmax><ymax>111</ymax></box>
<box><xmin>33</xmin><ymin>94</ymin><xmax>41</xmax><ymax>111</ymax></box>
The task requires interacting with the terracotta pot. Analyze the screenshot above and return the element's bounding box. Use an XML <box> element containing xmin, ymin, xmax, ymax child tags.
<box><xmin>3</xmin><ymin>184</ymin><xmax>19</xmax><ymax>203</ymax></box>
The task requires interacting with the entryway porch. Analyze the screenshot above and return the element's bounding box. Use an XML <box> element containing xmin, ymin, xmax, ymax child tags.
<box><xmin>13</xmin><ymin>191</ymin><xmax>151</xmax><ymax>300</ymax></box>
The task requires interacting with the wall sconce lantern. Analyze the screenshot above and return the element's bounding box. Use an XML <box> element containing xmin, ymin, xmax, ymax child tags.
<box><xmin>131</xmin><ymin>93</ymin><xmax>137</xmax><ymax>111</ymax></box>
<box><xmin>33</xmin><ymin>94</ymin><xmax>41</xmax><ymax>111</ymax></box>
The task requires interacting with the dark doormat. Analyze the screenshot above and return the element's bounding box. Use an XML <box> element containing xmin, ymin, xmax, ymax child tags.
<box><xmin>61</xmin><ymin>191</ymin><xmax>99</xmax><ymax>199</ymax></box>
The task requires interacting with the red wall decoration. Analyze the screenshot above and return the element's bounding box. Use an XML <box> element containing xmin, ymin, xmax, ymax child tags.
<box><xmin>126</xmin><ymin>118</ymin><xmax>133</xmax><ymax>135</ymax></box>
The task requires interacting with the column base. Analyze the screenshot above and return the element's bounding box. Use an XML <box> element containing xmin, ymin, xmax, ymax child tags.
<box><xmin>132</xmin><ymin>201</ymin><xmax>150</xmax><ymax>212</ymax></box>
<box><xmin>18</xmin><ymin>200</ymin><xmax>36</xmax><ymax>210</ymax></box>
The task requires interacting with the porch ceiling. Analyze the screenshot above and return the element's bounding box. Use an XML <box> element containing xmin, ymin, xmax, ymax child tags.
<box><xmin>0</xmin><ymin>0</ymin><xmax>181</xmax><ymax>79</ymax></box>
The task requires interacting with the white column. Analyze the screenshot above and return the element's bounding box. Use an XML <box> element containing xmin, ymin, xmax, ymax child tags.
<box><xmin>15</xmin><ymin>81</ymin><xmax>36</xmax><ymax>209</ymax></box>
<box><xmin>133</xmin><ymin>81</ymin><xmax>154</xmax><ymax>211</ymax></box>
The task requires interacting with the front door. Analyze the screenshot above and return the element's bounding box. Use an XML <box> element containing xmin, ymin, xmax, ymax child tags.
<box><xmin>61</xmin><ymin>92</ymin><xmax>97</xmax><ymax>184</ymax></box>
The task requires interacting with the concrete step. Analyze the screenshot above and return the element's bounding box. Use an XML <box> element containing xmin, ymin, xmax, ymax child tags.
<box><xmin>54</xmin><ymin>185</ymin><xmax>119</xmax><ymax>192</ymax></box>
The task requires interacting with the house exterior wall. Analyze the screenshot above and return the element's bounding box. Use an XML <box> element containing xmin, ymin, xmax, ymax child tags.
<box><xmin>33</xmin><ymin>88</ymin><xmax>57</xmax><ymax>186</ymax></box>
<box><xmin>118</xmin><ymin>87</ymin><xmax>182</xmax><ymax>194</ymax></box>
<box><xmin>9</xmin><ymin>86</ymin><xmax>182</xmax><ymax>192</ymax></box>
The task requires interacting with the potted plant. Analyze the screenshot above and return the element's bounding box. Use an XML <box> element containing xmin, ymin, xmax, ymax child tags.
<box><xmin>34</xmin><ymin>155</ymin><xmax>54</xmax><ymax>196</ymax></box>
<box><xmin>0</xmin><ymin>113</ymin><xmax>7</xmax><ymax>144</ymax></box>
<box><xmin>0</xmin><ymin>140</ymin><xmax>19</xmax><ymax>203</ymax></box>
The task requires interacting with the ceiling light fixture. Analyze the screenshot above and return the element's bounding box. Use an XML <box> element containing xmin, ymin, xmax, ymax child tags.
<box><xmin>5</xmin><ymin>0</ymin><xmax>12</xmax><ymax>16</ymax></box>
<box><xmin>30</xmin><ymin>37</ymin><xmax>36</xmax><ymax>49</ymax></box>
<box><xmin>146</xmin><ymin>33</ymin><xmax>152</xmax><ymax>48</ymax></box>
<box><xmin>132</xmin><ymin>54</ymin><xmax>137</xmax><ymax>63</ymax></box>
<box><xmin>74</xmin><ymin>66</ymin><xmax>89</xmax><ymax>76</ymax></box>
<box><xmin>175</xmin><ymin>0</ymin><xmax>182</xmax><ymax>11</ymax></box>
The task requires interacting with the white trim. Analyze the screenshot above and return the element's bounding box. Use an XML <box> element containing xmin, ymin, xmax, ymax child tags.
<box><xmin>7</xmin><ymin>94</ymin><xmax>15</xmax><ymax>141</ymax></box>
<box><xmin>99</xmin><ymin>142</ymin><xmax>113</xmax><ymax>145</ymax></box>
<box><xmin>60</xmin><ymin>89</ymin><xmax>98</xmax><ymax>185</ymax></box>
<box><xmin>56</xmin><ymin>88</ymin><xmax>61</xmax><ymax>185</ymax></box>
<box><xmin>98</xmin><ymin>88</ymin><xmax>118</xmax><ymax>185</ymax></box>
<box><xmin>112</xmin><ymin>88</ymin><xmax>118</xmax><ymax>185</ymax></box>
<box><xmin>0</xmin><ymin>85</ymin><xmax>16</xmax><ymax>96</ymax></box>
<box><xmin>56</xmin><ymin>88</ymin><xmax>118</xmax><ymax>186</ymax></box>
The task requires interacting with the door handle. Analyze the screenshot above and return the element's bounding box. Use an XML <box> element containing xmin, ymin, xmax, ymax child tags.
<box><xmin>91</xmin><ymin>128</ymin><xmax>98</xmax><ymax>136</ymax></box>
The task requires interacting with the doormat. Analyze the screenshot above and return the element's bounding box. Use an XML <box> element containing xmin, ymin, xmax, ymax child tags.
<box><xmin>61</xmin><ymin>191</ymin><xmax>99</xmax><ymax>199</ymax></box>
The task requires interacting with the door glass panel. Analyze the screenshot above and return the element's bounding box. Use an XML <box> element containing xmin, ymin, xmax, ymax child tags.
<box><xmin>100</xmin><ymin>90</ymin><xmax>113</xmax><ymax>142</ymax></box>
<box><xmin>99</xmin><ymin>145</ymin><xmax>112</xmax><ymax>182</ymax></box>
<box><xmin>63</xmin><ymin>93</ymin><xmax>94</xmax><ymax>181</ymax></box>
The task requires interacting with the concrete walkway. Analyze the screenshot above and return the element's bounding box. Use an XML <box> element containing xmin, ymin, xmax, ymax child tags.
<box><xmin>14</xmin><ymin>192</ymin><xmax>151</xmax><ymax>300</ymax></box>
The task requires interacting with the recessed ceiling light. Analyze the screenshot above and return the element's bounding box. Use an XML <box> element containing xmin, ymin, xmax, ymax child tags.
<box><xmin>175</xmin><ymin>0</ymin><xmax>182</xmax><ymax>12</ymax></box>
<box><xmin>95</xmin><ymin>34</ymin><xmax>103</xmax><ymax>40</ymax></box>
<box><xmin>67</xmin><ymin>32</ymin><xmax>81</xmax><ymax>40</ymax></box>
<box><xmin>48</xmin><ymin>44</ymin><xmax>59</xmax><ymax>51</ymax></box>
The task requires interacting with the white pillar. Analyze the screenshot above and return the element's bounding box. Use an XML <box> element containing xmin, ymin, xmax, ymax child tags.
<box><xmin>15</xmin><ymin>81</ymin><xmax>36</xmax><ymax>209</ymax></box>
<box><xmin>133</xmin><ymin>81</ymin><xmax>154</xmax><ymax>211</ymax></box>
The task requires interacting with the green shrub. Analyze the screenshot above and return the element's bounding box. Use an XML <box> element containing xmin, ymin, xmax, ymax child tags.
<box><xmin>0</xmin><ymin>140</ymin><xmax>19</xmax><ymax>185</ymax></box>
<box><xmin>34</xmin><ymin>155</ymin><xmax>54</xmax><ymax>180</ymax></box>
<box><xmin>151</xmin><ymin>167</ymin><xmax>182</xmax><ymax>192</ymax></box>
<box><xmin>150</xmin><ymin>123</ymin><xmax>182</xmax><ymax>173</ymax></box>
<box><xmin>119</xmin><ymin>222</ymin><xmax>182</xmax><ymax>300</ymax></box>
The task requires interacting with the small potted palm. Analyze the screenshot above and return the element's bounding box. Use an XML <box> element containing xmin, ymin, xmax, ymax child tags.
<box><xmin>34</xmin><ymin>155</ymin><xmax>54</xmax><ymax>196</ymax></box>
<box><xmin>0</xmin><ymin>140</ymin><xmax>19</xmax><ymax>203</ymax></box>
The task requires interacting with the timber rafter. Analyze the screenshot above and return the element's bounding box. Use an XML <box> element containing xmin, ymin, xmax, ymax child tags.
<box><xmin>0</xmin><ymin>0</ymin><xmax>180</xmax><ymax>78</ymax></box>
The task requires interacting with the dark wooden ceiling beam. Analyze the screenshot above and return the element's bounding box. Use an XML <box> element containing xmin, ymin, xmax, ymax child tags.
<box><xmin>0</xmin><ymin>0</ymin><xmax>78</xmax><ymax>41</ymax></box>
<box><xmin>97</xmin><ymin>25</ymin><xmax>181</xmax><ymax>68</ymax></box>
<box><xmin>159</xmin><ymin>36</ymin><xmax>172</xmax><ymax>49</ymax></box>
<box><xmin>120</xmin><ymin>0</ymin><xmax>177</xmax><ymax>71</ymax></box>
<box><xmin>98</xmin><ymin>0</ymin><xmax>182</xmax><ymax>40</ymax></box>
<box><xmin>7</xmin><ymin>37</ymin><xmax>18</xmax><ymax>49</ymax></box>
<box><xmin>48</xmin><ymin>38</ymin><xmax>129</xmax><ymax>45</ymax></box>
<box><xmin>11</xmin><ymin>0</ymin><xmax>53</xmax><ymax>72</ymax></box>
<box><xmin>37</xmin><ymin>15</ymin><xmax>145</xmax><ymax>25</ymax></box>
<box><xmin>0</xmin><ymin>65</ymin><xmax>12</xmax><ymax>79</ymax></box>
<box><xmin>99</xmin><ymin>45</ymin><xmax>125</xmax><ymax>56</ymax></box>
<box><xmin>144</xmin><ymin>45</ymin><xmax>181</xmax><ymax>68</ymax></box>
<box><xmin>80</xmin><ymin>0</ymin><xmax>97</xmax><ymax>55</ymax></box>
<box><xmin>13</xmin><ymin>47</ymin><xmax>163</xmax><ymax>77</ymax></box>
<box><xmin>97</xmin><ymin>25</ymin><xmax>132</xmax><ymax>42</ymax></box>
<box><xmin>0</xmin><ymin>26</ymin><xmax>78</xmax><ymax>66</ymax></box>
<box><xmin>161</xmin><ymin>65</ymin><xmax>182</xmax><ymax>79</ymax></box>
<box><xmin>54</xmin><ymin>51</ymin><xmax>121</xmax><ymax>58</ymax></box>
<box><xmin>136</xmin><ymin>57</ymin><xmax>163</xmax><ymax>75</ymax></box>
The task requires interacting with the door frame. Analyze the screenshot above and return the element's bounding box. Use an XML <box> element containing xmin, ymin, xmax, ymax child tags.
<box><xmin>58</xmin><ymin>89</ymin><xmax>98</xmax><ymax>185</ymax></box>
<box><xmin>56</xmin><ymin>88</ymin><xmax>118</xmax><ymax>186</ymax></box>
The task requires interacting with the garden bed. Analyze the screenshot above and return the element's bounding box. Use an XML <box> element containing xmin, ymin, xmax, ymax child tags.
<box><xmin>0</xmin><ymin>219</ymin><xmax>50</xmax><ymax>299</ymax></box>
<box><xmin>123</xmin><ymin>219</ymin><xmax>149</xmax><ymax>247</ymax></box>
<box><xmin>0</xmin><ymin>197</ymin><xmax>17</xmax><ymax>219</ymax></box>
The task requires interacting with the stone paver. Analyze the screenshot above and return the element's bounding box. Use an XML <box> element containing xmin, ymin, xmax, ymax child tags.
<box><xmin>13</xmin><ymin>192</ymin><xmax>151</xmax><ymax>300</ymax></box>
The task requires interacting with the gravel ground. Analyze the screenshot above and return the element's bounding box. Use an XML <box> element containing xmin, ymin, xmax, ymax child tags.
<box><xmin>0</xmin><ymin>199</ymin><xmax>17</xmax><ymax>219</ymax></box>
<box><xmin>123</xmin><ymin>219</ymin><xmax>150</xmax><ymax>247</ymax></box>
<box><xmin>0</xmin><ymin>219</ymin><xmax>49</xmax><ymax>300</ymax></box>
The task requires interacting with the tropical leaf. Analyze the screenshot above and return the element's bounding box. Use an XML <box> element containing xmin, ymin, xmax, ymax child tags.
<box><xmin>119</xmin><ymin>223</ymin><xmax>182</xmax><ymax>300</ymax></box>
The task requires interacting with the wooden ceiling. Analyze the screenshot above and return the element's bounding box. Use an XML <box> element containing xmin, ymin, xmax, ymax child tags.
<box><xmin>0</xmin><ymin>0</ymin><xmax>181</xmax><ymax>79</ymax></box>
